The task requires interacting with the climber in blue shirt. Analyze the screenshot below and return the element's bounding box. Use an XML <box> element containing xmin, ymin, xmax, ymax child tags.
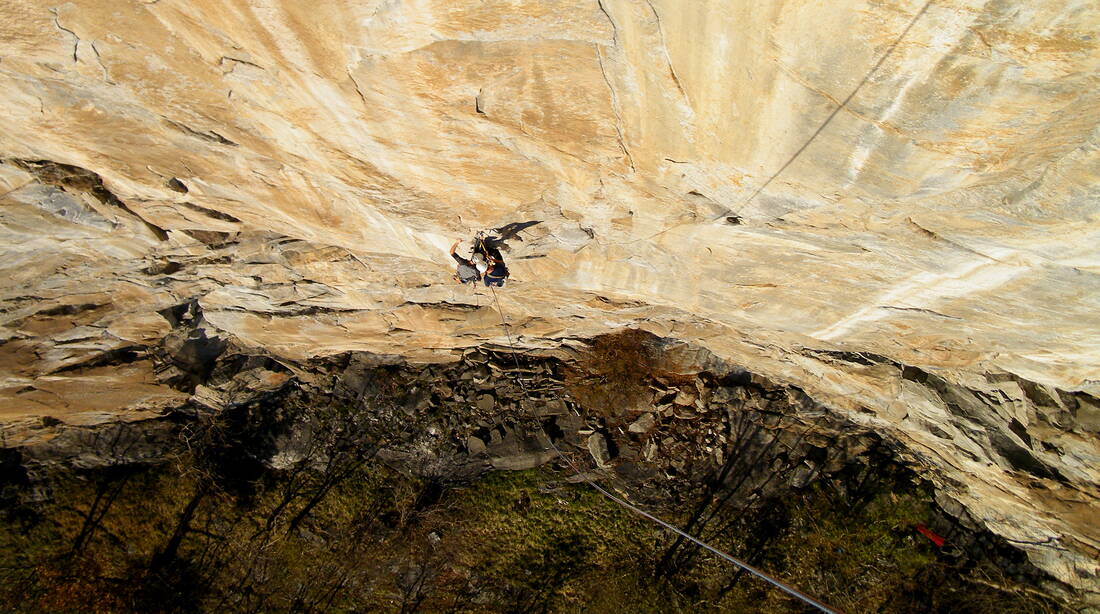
<box><xmin>451</xmin><ymin>221</ymin><xmax>540</xmax><ymax>287</ymax></box>
<box><xmin>475</xmin><ymin>235</ymin><xmax>509</xmax><ymax>287</ymax></box>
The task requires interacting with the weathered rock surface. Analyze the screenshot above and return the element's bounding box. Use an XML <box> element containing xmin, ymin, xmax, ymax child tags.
<box><xmin>1</xmin><ymin>0</ymin><xmax>1099</xmax><ymax>602</ymax></box>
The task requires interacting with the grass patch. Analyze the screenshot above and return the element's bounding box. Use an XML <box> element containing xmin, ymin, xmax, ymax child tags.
<box><xmin>0</xmin><ymin>453</ymin><xmax>1067</xmax><ymax>612</ymax></box>
<box><xmin>447</xmin><ymin>470</ymin><xmax>656</xmax><ymax>611</ymax></box>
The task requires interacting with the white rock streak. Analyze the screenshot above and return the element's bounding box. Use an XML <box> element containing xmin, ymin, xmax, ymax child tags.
<box><xmin>811</xmin><ymin>254</ymin><xmax>1028</xmax><ymax>341</ymax></box>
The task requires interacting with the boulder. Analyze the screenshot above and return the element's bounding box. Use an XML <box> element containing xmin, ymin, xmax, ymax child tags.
<box><xmin>466</xmin><ymin>435</ymin><xmax>487</xmax><ymax>455</ymax></box>
<box><xmin>476</xmin><ymin>394</ymin><xmax>496</xmax><ymax>412</ymax></box>
<box><xmin>628</xmin><ymin>412</ymin><xmax>656</xmax><ymax>434</ymax></box>
<box><xmin>587</xmin><ymin>432</ymin><xmax>611</xmax><ymax>467</ymax></box>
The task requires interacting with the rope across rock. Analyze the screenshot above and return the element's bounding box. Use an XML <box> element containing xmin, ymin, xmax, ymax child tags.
<box><xmin>486</xmin><ymin>285</ymin><xmax>842</xmax><ymax>614</ymax></box>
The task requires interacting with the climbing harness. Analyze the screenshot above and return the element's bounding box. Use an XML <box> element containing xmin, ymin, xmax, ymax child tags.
<box><xmin>473</xmin><ymin>234</ymin><xmax>509</xmax><ymax>287</ymax></box>
<box><xmin>486</xmin><ymin>286</ymin><xmax>842</xmax><ymax>614</ymax></box>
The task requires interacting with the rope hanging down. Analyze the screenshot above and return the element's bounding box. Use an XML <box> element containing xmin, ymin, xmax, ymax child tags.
<box><xmin>486</xmin><ymin>286</ymin><xmax>842</xmax><ymax>614</ymax></box>
<box><xmin>733</xmin><ymin>0</ymin><xmax>934</xmax><ymax>215</ymax></box>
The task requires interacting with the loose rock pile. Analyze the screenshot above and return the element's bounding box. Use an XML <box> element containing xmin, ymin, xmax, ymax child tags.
<box><xmin>307</xmin><ymin>345</ymin><xmax>892</xmax><ymax>512</ymax></box>
<box><xmin>1</xmin><ymin>324</ymin><xmax>1075</xmax><ymax>604</ymax></box>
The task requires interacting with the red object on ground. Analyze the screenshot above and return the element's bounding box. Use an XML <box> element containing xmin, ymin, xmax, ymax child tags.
<box><xmin>916</xmin><ymin>523</ymin><xmax>946</xmax><ymax>547</ymax></box>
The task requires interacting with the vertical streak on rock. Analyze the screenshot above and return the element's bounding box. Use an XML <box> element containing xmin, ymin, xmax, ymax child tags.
<box><xmin>595</xmin><ymin>44</ymin><xmax>636</xmax><ymax>174</ymax></box>
<box><xmin>642</xmin><ymin>0</ymin><xmax>691</xmax><ymax>109</ymax></box>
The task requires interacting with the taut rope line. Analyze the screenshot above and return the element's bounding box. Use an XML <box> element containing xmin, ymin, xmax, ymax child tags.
<box><xmin>486</xmin><ymin>286</ymin><xmax>842</xmax><ymax>614</ymax></box>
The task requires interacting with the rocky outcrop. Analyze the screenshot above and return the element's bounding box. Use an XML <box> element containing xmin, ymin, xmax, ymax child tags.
<box><xmin>1</xmin><ymin>0</ymin><xmax>1099</xmax><ymax>605</ymax></box>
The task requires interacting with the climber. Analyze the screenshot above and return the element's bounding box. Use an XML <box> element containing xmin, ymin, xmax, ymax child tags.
<box><xmin>450</xmin><ymin>239</ymin><xmax>481</xmax><ymax>284</ymax></box>
<box><xmin>451</xmin><ymin>221</ymin><xmax>541</xmax><ymax>287</ymax></box>
<box><xmin>474</xmin><ymin>234</ymin><xmax>509</xmax><ymax>287</ymax></box>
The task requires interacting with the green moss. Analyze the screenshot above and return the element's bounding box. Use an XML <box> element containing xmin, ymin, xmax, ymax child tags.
<box><xmin>445</xmin><ymin>470</ymin><xmax>655</xmax><ymax>609</ymax></box>
<box><xmin>762</xmin><ymin>488</ymin><xmax>939</xmax><ymax>612</ymax></box>
<box><xmin>0</xmin><ymin>459</ymin><xmax>1065</xmax><ymax>613</ymax></box>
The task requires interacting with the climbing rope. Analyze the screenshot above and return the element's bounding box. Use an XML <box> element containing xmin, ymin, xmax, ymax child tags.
<box><xmin>486</xmin><ymin>286</ymin><xmax>842</xmax><ymax>614</ymax></box>
<box><xmin>734</xmin><ymin>0</ymin><xmax>934</xmax><ymax>216</ymax></box>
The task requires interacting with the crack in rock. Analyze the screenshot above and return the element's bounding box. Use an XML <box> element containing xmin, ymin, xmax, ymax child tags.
<box><xmin>89</xmin><ymin>41</ymin><xmax>114</xmax><ymax>84</ymax></box>
<box><xmin>594</xmin><ymin>44</ymin><xmax>635</xmax><ymax>174</ymax></box>
<box><xmin>49</xmin><ymin>9</ymin><xmax>79</xmax><ymax>63</ymax></box>
<box><xmin>643</xmin><ymin>0</ymin><xmax>691</xmax><ymax>107</ymax></box>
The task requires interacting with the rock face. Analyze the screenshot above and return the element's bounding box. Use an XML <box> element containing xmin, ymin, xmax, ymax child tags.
<box><xmin>1</xmin><ymin>0</ymin><xmax>1099</xmax><ymax>602</ymax></box>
